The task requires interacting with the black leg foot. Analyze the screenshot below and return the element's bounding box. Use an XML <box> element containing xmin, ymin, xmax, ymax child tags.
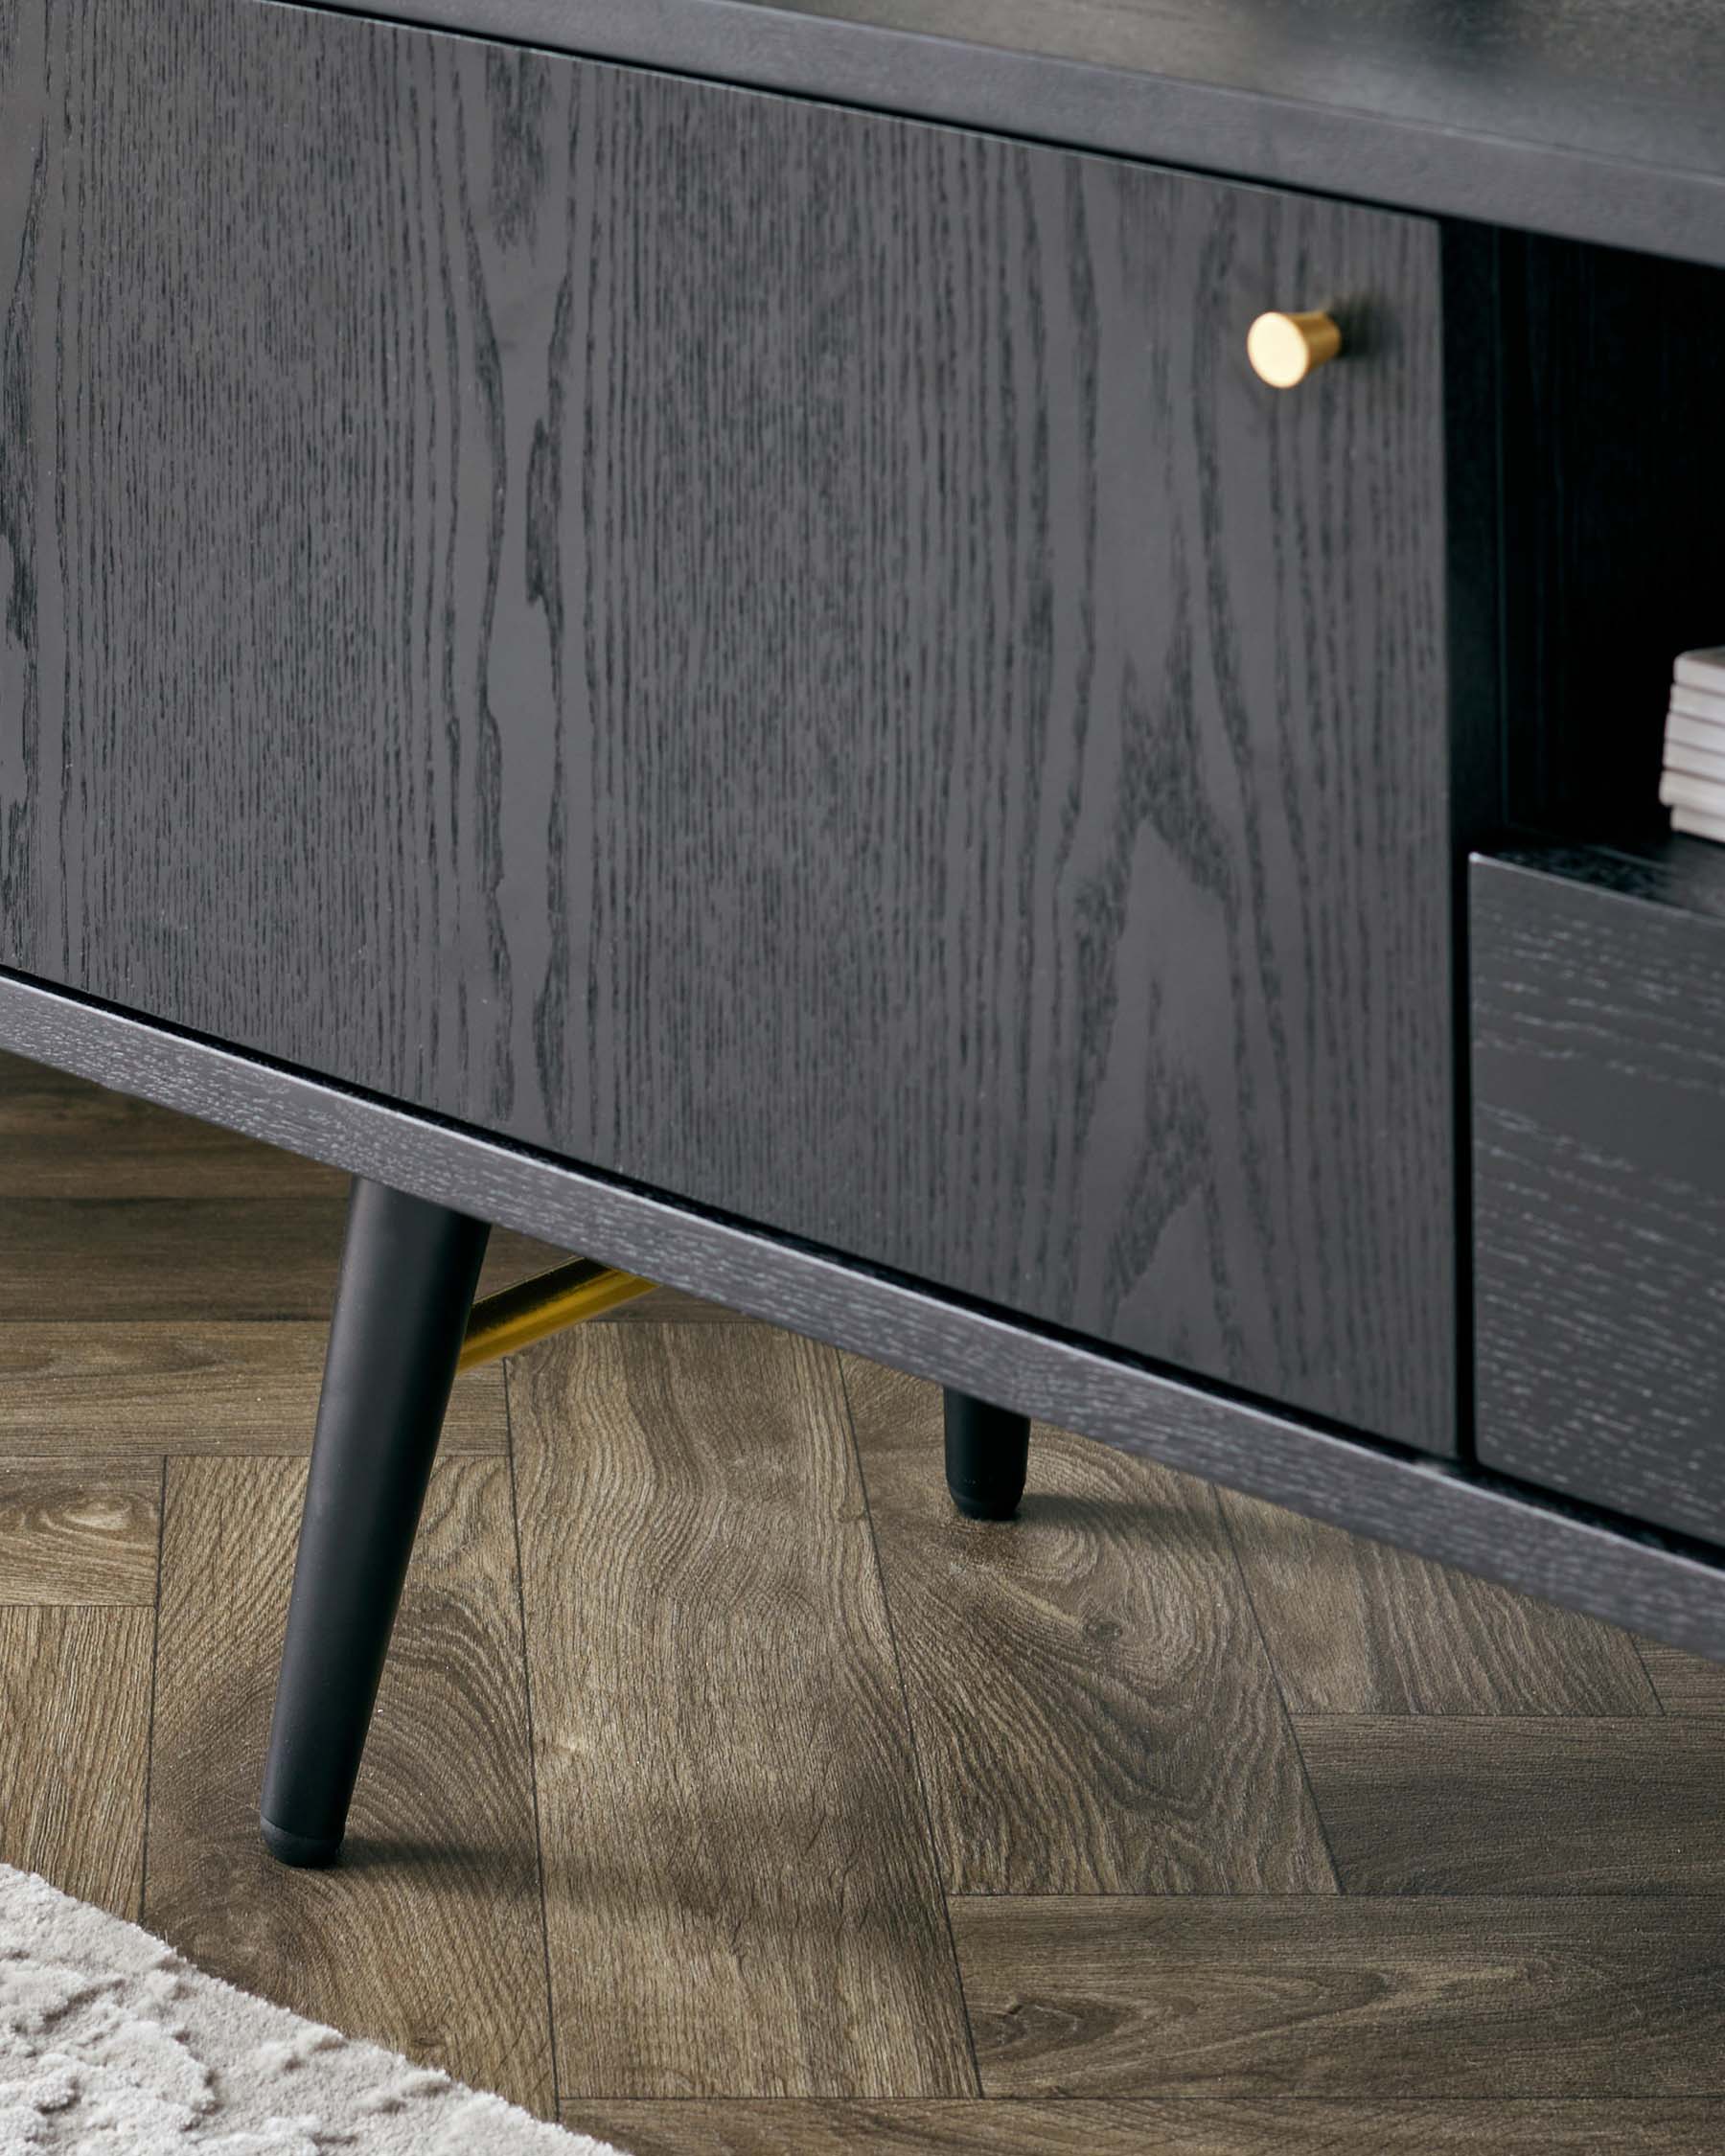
<box><xmin>943</xmin><ymin>1388</ymin><xmax>1030</xmax><ymax>1521</ymax></box>
<box><xmin>260</xmin><ymin>1178</ymin><xmax>490</xmax><ymax>1867</ymax></box>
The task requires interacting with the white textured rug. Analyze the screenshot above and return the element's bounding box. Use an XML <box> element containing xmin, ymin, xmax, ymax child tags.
<box><xmin>0</xmin><ymin>1866</ymin><xmax>625</xmax><ymax>2153</ymax></box>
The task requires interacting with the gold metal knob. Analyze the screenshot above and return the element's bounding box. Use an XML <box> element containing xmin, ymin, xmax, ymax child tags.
<box><xmin>1247</xmin><ymin>310</ymin><xmax>1343</xmax><ymax>388</ymax></box>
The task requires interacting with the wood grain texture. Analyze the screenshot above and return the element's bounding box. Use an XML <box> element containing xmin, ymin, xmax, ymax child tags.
<box><xmin>846</xmin><ymin>1358</ymin><xmax>1334</xmax><ymax>1893</ymax></box>
<box><xmin>0</xmin><ymin>1604</ymin><xmax>151</xmax><ymax>1917</ymax></box>
<box><xmin>11</xmin><ymin>1045</ymin><xmax>1725</xmax><ymax>2127</ymax></box>
<box><xmin>0</xmin><ymin>1050</ymin><xmax>350</xmax><ymax>1197</ymax></box>
<box><xmin>481</xmin><ymin>1227</ymin><xmax>582</xmax><ymax>1296</ymax></box>
<box><xmin>0</xmin><ymin>1199</ymin><xmax>349</xmax><ymax>1320</ymax></box>
<box><xmin>1472</xmin><ymin>852</ymin><xmax>1725</xmax><ymax>1542</ymax></box>
<box><xmin>0</xmin><ymin>1044</ymin><xmax>559</xmax><ymax>1292</ymax></box>
<box><xmin>10</xmin><ymin>969</ymin><xmax>1725</xmax><ymax>1663</ymax></box>
<box><xmin>145</xmin><ymin>1456</ymin><xmax>554</xmax><ymax>2115</ymax></box>
<box><xmin>511</xmin><ymin>1325</ymin><xmax>974</xmax><ymax>2099</ymax></box>
<box><xmin>1488</xmin><ymin>834</ymin><xmax>1725</xmax><ymax>923</ymax></box>
<box><xmin>1219</xmin><ymin>1488</ymin><xmax>1658</xmax><ymax>1716</ymax></box>
<box><xmin>1298</xmin><ymin>1717</ymin><xmax>1725</xmax><ymax>1895</ymax></box>
<box><xmin>0</xmin><ymin>1324</ymin><xmax>506</xmax><ymax>1455</ymax></box>
<box><xmin>290</xmin><ymin>0</ymin><xmax>1725</xmax><ymax>269</ymax></box>
<box><xmin>742</xmin><ymin>0</ymin><xmax>1725</xmax><ymax>193</ymax></box>
<box><xmin>1637</xmin><ymin>1638</ymin><xmax>1725</xmax><ymax>1716</ymax></box>
<box><xmin>0</xmin><ymin>1456</ymin><xmax>159</xmax><ymax>1601</ymax></box>
<box><xmin>590</xmin><ymin>1285</ymin><xmax>750</xmax><ymax>1324</ymax></box>
<box><xmin>7</xmin><ymin>0</ymin><xmax>1465</xmax><ymax>1454</ymax></box>
<box><xmin>569</xmin><ymin>2099</ymin><xmax>1725</xmax><ymax>2155</ymax></box>
<box><xmin>728</xmin><ymin>0</ymin><xmax>1725</xmax><ymax>199</ymax></box>
<box><xmin>0</xmin><ymin>1192</ymin><xmax>556</xmax><ymax>1325</ymax></box>
<box><xmin>0</xmin><ymin>1047</ymin><xmax>565</xmax><ymax>1299</ymax></box>
<box><xmin>954</xmin><ymin>1895</ymin><xmax>1725</xmax><ymax>2098</ymax></box>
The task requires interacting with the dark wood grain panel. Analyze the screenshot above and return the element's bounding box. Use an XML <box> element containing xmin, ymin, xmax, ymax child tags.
<box><xmin>1299</xmin><ymin>1716</ymin><xmax>1725</xmax><ymax>1895</ymax></box>
<box><xmin>846</xmin><ymin>1357</ymin><xmax>1334</xmax><ymax>1892</ymax></box>
<box><xmin>512</xmin><ymin>1324</ymin><xmax>974</xmax><ymax>2099</ymax></box>
<box><xmin>6</xmin><ymin>0</ymin><xmax>1467</xmax><ymax>1451</ymax></box>
<box><xmin>0</xmin><ymin>0</ymin><xmax>46</xmax><ymax>948</ymax></box>
<box><xmin>739</xmin><ymin>0</ymin><xmax>1725</xmax><ymax>202</ymax></box>
<box><xmin>568</xmin><ymin>2097</ymin><xmax>1725</xmax><ymax>2156</ymax></box>
<box><xmin>1472</xmin><ymin>852</ymin><xmax>1725</xmax><ymax>1542</ymax></box>
<box><xmin>1219</xmin><ymin>1487</ymin><xmax>1657</xmax><ymax>1715</ymax></box>
<box><xmin>1486</xmin><ymin>836</ymin><xmax>1725</xmax><ymax>923</ymax></box>
<box><xmin>0</xmin><ymin>1604</ymin><xmax>151</xmax><ymax>1918</ymax></box>
<box><xmin>297</xmin><ymin>0</ymin><xmax>1725</xmax><ymax>270</ymax></box>
<box><xmin>954</xmin><ymin>1896</ymin><xmax>1725</xmax><ymax>2098</ymax></box>
<box><xmin>146</xmin><ymin>1456</ymin><xmax>555</xmax><ymax>2116</ymax></box>
<box><xmin>0</xmin><ymin>1457</ymin><xmax>159</xmax><ymax>1601</ymax></box>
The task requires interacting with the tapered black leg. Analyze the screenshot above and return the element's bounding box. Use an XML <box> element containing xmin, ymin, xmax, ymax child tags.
<box><xmin>943</xmin><ymin>1388</ymin><xmax>1030</xmax><ymax>1521</ymax></box>
<box><xmin>261</xmin><ymin>1178</ymin><xmax>491</xmax><ymax>1867</ymax></box>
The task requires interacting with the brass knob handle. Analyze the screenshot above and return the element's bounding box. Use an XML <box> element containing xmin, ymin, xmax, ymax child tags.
<box><xmin>1247</xmin><ymin>310</ymin><xmax>1343</xmax><ymax>388</ymax></box>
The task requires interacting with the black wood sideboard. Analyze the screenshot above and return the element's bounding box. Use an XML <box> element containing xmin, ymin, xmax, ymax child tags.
<box><xmin>7</xmin><ymin>0</ymin><xmax>1725</xmax><ymax>1856</ymax></box>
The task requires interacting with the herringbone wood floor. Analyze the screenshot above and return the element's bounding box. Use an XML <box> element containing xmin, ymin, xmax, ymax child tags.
<box><xmin>2</xmin><ymin>1049</ymin><xmax>1724</xmax><ymax>2152</ymax></box>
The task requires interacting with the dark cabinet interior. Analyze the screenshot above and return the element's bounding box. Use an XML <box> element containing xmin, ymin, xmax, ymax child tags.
<box><xmin>1468</xmin><ymin>238</ymin><xmax>1725</xmax><ymax>1527</ymax></box>
<box><xmin>1495</xmin><ymin>236</ymin><xmax>1725</xmax><ymax>847</ymax></box>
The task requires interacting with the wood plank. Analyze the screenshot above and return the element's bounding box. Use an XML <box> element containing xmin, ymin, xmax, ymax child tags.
<box><xmin>479</xmin><ymin>1228</ymin><xmax>586</xmax><ymax>1296</ymax></box>
<box><xmin>1298</xmin><ymin>1717</ymin><xmax>1725</xmax><ymax>1893</ymax></box>
<box><xmin>570</xmin><ymin>2098</ymin><xmax>1725</xmax><ymax>2154</ymax></box>
<box><xmin>512</xmin><ymin>1325</ymin><xmax>973</xmax><ymax>2099</ymax></box>
<box><xmin>0</xmin><ymin>1324</ymin><xmax>505</xmax><ymax>1455</ymax></box>
<box><xmin>1637</xmin><ymin>1638</ymin><xmax>1725</xmax><ymax>1715</ymax></box>
<box><xmin>1473</xmin><ymin>850</ymin><xmax>1725</xmax><ymax>1543</ymax></box>
<box><xmin>0</xmin><ymin>1050</ymin><xmax>348</xmax><ymax>1198</ymax></box>
<box><xmin>145</xmin><ymin>1456</ymin><xmax>554</xmax><ymax>2116</ymax></box>
<box><xmin>0</xmin><ymin>1457</ymin><xmax>159</xmax><ymax>1601</ymax></box>
<box><xmin>1219</xmin><ymin>1489</ymin><xmax>1658</xmax><ymax>1715</ymax></box>
<box><xmin>847</xmin><ymin>1360</ymin><xmax>1334</xmax><ymax>1893</ymax></box>
<box><xmin>0</xmin><ymin>1198</ymin><xmax>346</xmax><ymax>1319</ymax></box>
<box><xmin>522</xmin><ymin>0</ymin><xmax>1725</xmax><ymax>224</ymax></box>
<box><xmin>0</xmin><ymin>1047</ymin><xmax>719</xmax><ymax>1318</ymax></box>
<box><xmin>953</xmin><ymin>1896</ymin><xmax>1725</xmax><ymax>2098</ymax></box>
<box><xmin>207</xmin><ymin>0</ymin><xmax>1725</xmax><ymax>278</ymax></box>
<box><xmin>0</xmin><ymin>1192</ymin><xmax>563</xmax><ymax>1322</ymax></box>
<box><xmin>12</xmin><ymin>0</ymin><xmax>1465</xmax><ymax>1453</ymax></box>
<box><xmin>0</xmin><ymin>1604</ymin><xmax>151</xmax><ymax>1918</ymax></box>
<box><xmin>590</xmin><ymin>1285</ymin><xmax>752</xmax><ymax>1324</ymax></box>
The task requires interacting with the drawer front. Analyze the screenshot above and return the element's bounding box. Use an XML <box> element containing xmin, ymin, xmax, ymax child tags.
<box><xmin>1</xmin><ymin>0</ymin><xmax>1460</xmax><ymax>1447</ymax></box>
<box><xmin>1474</xmin><ymin>850</ymin><xmax>1725</xmax><ymax>1538</ymax></box>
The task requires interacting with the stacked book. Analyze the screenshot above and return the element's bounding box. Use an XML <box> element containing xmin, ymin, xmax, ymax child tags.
<box><xmin>1663</xmin><ymin>649</ymin><xmax>1725</xmax><ymax>842</ymax></box>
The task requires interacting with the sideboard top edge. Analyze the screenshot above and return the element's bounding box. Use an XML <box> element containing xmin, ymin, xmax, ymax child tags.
<box><xmin>270</xmin><ymin>0</ymin><xmax>1725</xmax><ymax>272</ymax></box>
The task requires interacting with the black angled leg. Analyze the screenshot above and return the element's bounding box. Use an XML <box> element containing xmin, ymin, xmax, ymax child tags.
<box><xmin>260</xmin><ymin>1178</ymin><xmax>490</xmax><ymax>1867</ymax></box>
<box><xmin>943</xmin><ymin>1388</ymin><xmax>1030</xmax><ymax>1521</ymax></box>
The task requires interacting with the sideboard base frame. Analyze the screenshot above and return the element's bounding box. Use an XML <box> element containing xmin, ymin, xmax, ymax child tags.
<box><xmin>0</xmin><ymin>962</ymin><xmax>1716</xmax><ymax>1658</ymax></box>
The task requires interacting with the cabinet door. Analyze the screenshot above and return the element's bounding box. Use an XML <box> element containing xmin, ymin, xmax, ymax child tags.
<box><xmin>1475</xmin><ymin>846</ymin><xmax>1725</xmax><ymax>1538</ymax></box>
<box><xmin>0</xmin><ymin>0</ymin><xmax>1464</xmax><ymax>1449</ymax></box>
